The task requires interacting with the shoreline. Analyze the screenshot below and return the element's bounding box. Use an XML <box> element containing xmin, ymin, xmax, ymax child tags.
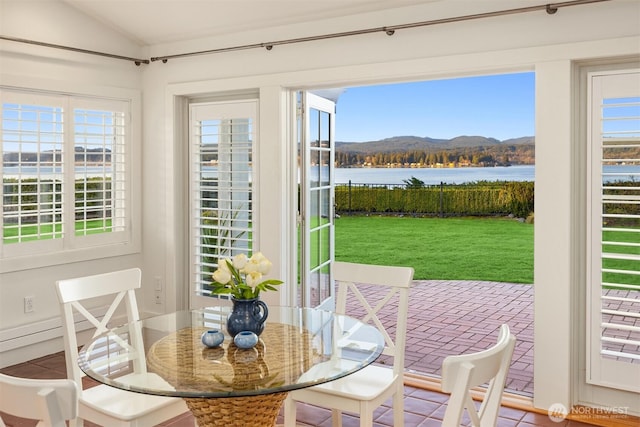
<box><xmin>336</xmin><ymin>163</ymin><xmax>527</xmax><ymax>169</ymax></box>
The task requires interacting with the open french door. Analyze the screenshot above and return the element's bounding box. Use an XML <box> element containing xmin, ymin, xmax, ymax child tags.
<box><xmin>298</xmin><ymin>92</ymin><xmax>336</xmax><ymax>310</ymax></box>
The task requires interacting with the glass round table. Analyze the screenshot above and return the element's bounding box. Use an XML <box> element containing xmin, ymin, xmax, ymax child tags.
<box><xmin>77</xmin><ymin>306</ymin><xmax>385</xmax><ymax>427</ymax></box>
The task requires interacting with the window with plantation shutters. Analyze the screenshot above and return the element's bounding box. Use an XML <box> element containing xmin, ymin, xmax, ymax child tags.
<box><xmin>189</xmin><ymin>100</ymin><xmax>256</xmax><ymax>301</ymax></box>
<box><xmin>1</xmin><ymin>88</ymin><xmax>135</xmax><ymax>269</ymax></box>
<box><xmin>587</xmin><ymin>70</ymin><xmax>640</xmax><ymax>392</ymax></box>
<box><xmin>72</xmin><ymin>99</ymin><xmax>128</xmax><ymax>239</ymax></box>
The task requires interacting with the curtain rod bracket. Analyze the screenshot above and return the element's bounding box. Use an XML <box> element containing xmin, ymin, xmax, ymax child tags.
<box><xmin>385</xmin><ymin>28</ymin><xmax>396</xmax><ymax>36</ymax></box>
<box><xmin>546</xmin><ymin>4</ymin><xmax>559</xmax><ymax>14</ymax></box>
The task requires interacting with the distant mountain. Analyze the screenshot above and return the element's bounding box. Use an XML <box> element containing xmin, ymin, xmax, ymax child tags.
<box><xmin>3</xmin><ymin>148</ymin><xmax>110</xmax><ymax>166</ymax></box>
<box><xmin>500</xmin><ymin>136</ymin><xmax>535</xmax><ymax>145</ymax></box>
<box><xmin>334</xmin><ymin>135</ymin><xmax>535</xmax><ymax>167</ymax></box>
<box><xmin>336</xmin><ymin>135</ymin><xmax>534</xmax><ymax>154</ymax></box>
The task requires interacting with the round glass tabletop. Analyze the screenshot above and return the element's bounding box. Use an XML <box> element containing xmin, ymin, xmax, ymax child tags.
<box><xmin>77</xmin><ymin>306</ymin><xmax>385</xmax><ymax>399</ymax></box>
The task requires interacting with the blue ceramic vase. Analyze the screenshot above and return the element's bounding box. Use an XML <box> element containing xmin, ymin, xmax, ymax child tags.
<box><xmin>227</xmin><ymin>297</ymin><xmax>268</xmax><ymax>337</ymax></box>
<box><xmin>200</xmin><ymin>329</ymin><xmax>224</xmax><ymax>348</ymax></box>
<box><xmin>233</xmin><ymin>331</ymin><xmax>259</xmax><ymax>349</ymax></box>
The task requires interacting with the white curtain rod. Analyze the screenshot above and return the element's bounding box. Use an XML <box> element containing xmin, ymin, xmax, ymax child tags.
<box><xmin>150</xmin><ymin>0</ymin><xmax>610</xmax><ymax>63</ymax></box>
<box><xmin>0</xmin><ymin>0</ymin><xmax>610</xmax><ymax>66</ymax></box>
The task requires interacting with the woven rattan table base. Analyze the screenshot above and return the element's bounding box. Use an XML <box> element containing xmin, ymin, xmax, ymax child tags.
<box><xmin>147</xmin><ymin>323</ymin><xmax>317</xmax><ymax>427</ymax></box>
<box><xmin>185</xmin><ymin>392</ymin><xmax>287</xmax><ymax>427</ymax></box>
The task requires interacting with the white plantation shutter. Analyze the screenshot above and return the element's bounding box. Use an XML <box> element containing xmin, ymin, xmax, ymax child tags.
<box><xmin>1</xmin><ymin>89</ymin><xmax>133</xmax><ymax>262</ymax></box>
<box><xmin>190</xmin><ymin>100</ymin><xmax>256</xmax><ymax>299</ymax></box>
<box><xmin>1</xmin><ymin>92</ymin><xmax>64</xmax><ymax>247</ymax></box>
<box><xmin>587</xmin><ymin>70</ymin><xmax>640</xmax><ymax>392</ymax></box>
<box><xmin>71</xmin><ymin>99</ymin><xmax>128</xmax><ymax>239</ymax></box>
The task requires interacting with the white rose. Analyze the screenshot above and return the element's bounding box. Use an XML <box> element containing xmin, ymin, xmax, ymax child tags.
<box><xmin>232</xmin><ymin>253</ymin><xmax>248</xmax><ymax>270</ymax></box>
<box><xmin>250</xmin><ymin>252</ymin><xmax>266</xmax><ymax>263</ymax></box>
<box><xmin>243</xmin><ymin>259</ymin><xmax>260</xmax><ymax>274</ymax></box>
<box><xmin>212</xmin><ymin>268</ymin><xmax>231</xmax><ymax>285</ymax></box>
<box><xmin>258</xmin><ymin>258</ymin><xmax>272</xmax><ymax>274</ymax></box>
<box><xmin>245</xmin><ymin>271</ymin><xmax>262</xmax><ymax>287</ymax></box>
<box><xmin>218</xmin><ymin>258</ymin><xmax>232</xmax><ymax>271</ymax></box>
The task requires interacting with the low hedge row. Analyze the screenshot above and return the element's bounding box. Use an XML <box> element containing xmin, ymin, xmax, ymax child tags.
<box><xmin>335</xmin><ymin>181</ymin><xmax>535</xmax><ymax>218</ymax></box>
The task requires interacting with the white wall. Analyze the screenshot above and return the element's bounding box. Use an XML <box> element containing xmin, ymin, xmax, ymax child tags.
<box><xmin>0</xmin><ymin>0</ymin><xmax>145</xmax><ymax>366</ymax></box>
<box><xmin>1</xmin><ymin>0</ymin><xmax>639</xmax><ymax>414</ymax></box>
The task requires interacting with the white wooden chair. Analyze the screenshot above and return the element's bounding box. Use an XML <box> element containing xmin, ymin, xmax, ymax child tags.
<box><xmin>284</xmin><ymin>261</ymin><xmax>414</xmax><ymax>427</ymax></box>
<box><xmin>0</xmin><ymin>373</ymin><xmax>78</xmax><ymax>427</ymax></box>
<box><xmin>441</xmin><ymin>324</ymin><xmax>517</xmax><ymax>427</ymax></box>
<box><xmin>55</xmin><ymin>268</ymin><xmax>188</xmax><ymax>427</ymax></box>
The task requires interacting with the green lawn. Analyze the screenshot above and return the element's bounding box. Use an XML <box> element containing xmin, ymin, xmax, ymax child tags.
<box><xmin>335</xmin><ymin>216</ymin><xmax>534</xmax><ymax>283</ymax></box>
<box><xmin>3</xmin><ymin>219</ymin><xmax>112</xmax><ymax>242</ymax></box>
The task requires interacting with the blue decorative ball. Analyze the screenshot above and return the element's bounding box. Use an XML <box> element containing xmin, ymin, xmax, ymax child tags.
<box><xmin>233</xmin><ymin>330</ymin><xmax>258</xmax><ymax>349</ymax></box>
<box><xmin>201</xmin><ymin>329</ymin><xmax>224</xmax><ymax>348</ymax></box>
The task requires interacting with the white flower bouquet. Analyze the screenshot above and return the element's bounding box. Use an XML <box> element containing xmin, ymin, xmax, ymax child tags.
<box><xmin>210</xmin><ymin>252</ymin><xmax>283</xmax><ymax>300</ymax></box>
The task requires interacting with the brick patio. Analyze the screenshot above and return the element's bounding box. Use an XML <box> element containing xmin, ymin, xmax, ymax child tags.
<box><xmin>377</xmin><ymin>280</ymin><xmax>534</xmax><ymax>396</ymax></box>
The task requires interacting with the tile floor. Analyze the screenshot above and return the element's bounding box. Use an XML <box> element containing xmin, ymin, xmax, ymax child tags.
<box><xmin>0</xmin><ymin>350</ymin><xmax>593</xmax><ymax>427</ymax></box>
<box><xmin>1</xmin><ymin>280</ymin><xmax>632</xmax><ymax>426</ymax></box>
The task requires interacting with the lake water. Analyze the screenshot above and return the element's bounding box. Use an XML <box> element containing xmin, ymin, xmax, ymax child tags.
<box><xmin>334</xmin><ymin>164</ymin><xmax>640</xmax><ymax>185</ymax></box>
<box><xmin>335</xmin><ymin>165</ymin><xmax>535</xmax><ymax>185</ymax></box>
<box><xmin>5</xmin><ymin>164</ymin><xmax>639</xmax><ymax>185</ymax></box>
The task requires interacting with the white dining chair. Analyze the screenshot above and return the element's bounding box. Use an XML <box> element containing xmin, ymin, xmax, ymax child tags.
<box><xmin>441</xmin><ymin>324</ymin><xmax>517</xmax><ymax>427</ymax></box>
<box><xmin>0</xmin><ymin>373</ymin><xmax>78</xmax><ymax>427</ymax></box>
<box><xmin>55</xmin><ymin>268</ymin><xmax>188</xmax><ymax>427</ymax></box>
<box><xmin>284</xmin><ymin>261</ymin><xmax>414</xmax><ymax>427</ymax></box>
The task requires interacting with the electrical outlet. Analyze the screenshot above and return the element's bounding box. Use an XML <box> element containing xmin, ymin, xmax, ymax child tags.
<box><xmin>155</xmin><ymin>290</ymin><xmax>163</xmax><ymax>305</ymax></box>
<box><xmin>24</xmin><ymin>296</ymin><xmax>34</xmax><ymax>313</ymax></box>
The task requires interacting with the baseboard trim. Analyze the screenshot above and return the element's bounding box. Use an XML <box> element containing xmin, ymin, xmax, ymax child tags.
<box><xmin>403</xmin><ymin>372</ymin><xmax>640</xmax><ymax>427</ymax></box>
<box><xmin>0</xmin><ymin>306</ymin><xmax>114</xmax><ymax>368</ymax></box>
<box><xmin>404</xmin><ymin>372</ymin><xmax>534</xmax><ymax>409</ymax></box>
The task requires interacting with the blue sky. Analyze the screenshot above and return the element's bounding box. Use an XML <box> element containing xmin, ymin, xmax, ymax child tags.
<box><xmin>335</xmin><ymin>72</ymin><xmax>535</xmax><ymax>143</ymax></box>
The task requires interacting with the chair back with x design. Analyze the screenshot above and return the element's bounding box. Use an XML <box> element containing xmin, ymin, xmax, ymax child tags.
<box><xmin>56</xmin><ymin>268</ymin><xmax>187</xmax><ymax>427</ymax></box>
<box><xmin>56</xmin><ymin>268</ymin><xmax>146</xmax><ymax>385</ymax></box>
<box><xmin>285</xmin><ymin>261</ymin><xmax>414</xmax><ymax>427</ymax></box>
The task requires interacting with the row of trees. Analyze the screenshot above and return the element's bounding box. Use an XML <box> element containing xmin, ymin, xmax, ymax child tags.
<box><xmin>335</xmin><ymin>145</ymin><xmax>535</xmax><ymax>167</ymax></box>
<box><xmin>3</xmin><ymin>148</ymin><xmax>111</xmax><ymax>165</ymax></box>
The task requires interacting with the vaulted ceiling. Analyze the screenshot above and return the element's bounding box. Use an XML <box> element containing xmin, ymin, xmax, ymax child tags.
<box><xmin>61</xmin><ymin>0</ymin><xmax>441</xmax><ymax>45</ymax></box>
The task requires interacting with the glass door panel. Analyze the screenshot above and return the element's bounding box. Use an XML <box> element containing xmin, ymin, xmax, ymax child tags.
<box><xmin>299</xmin><ymin>92</ymin><xmax>336</xmax><ymax>309</ymax></box>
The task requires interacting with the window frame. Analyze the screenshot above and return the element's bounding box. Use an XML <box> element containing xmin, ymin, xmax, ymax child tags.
<box><xmin>1</xmin><ymin>85</ymin><xmax>141</xmax><ymax>273</ymax></box>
